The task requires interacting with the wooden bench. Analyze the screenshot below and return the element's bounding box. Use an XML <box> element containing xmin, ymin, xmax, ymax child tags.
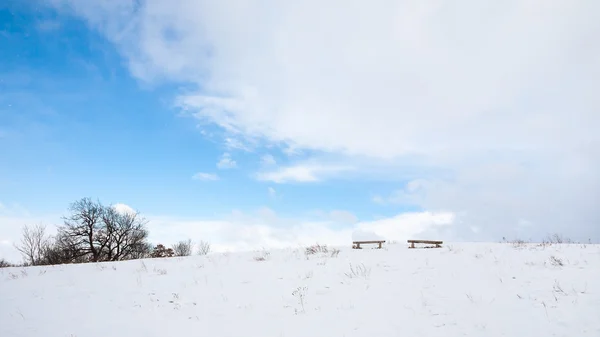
<box><xmin>352</xmin><ymin>240</ymin><xmax>385</xmax><ymax>249</ymax></box>
<box><xmin>407</xmin><ymin>240</ymin><xmax>443</xmax><ymax>248</ymax></box>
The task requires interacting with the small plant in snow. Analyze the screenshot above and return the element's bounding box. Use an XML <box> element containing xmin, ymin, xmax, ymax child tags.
<box><xmin>139</xmin><ymin>261</ymin><xmax>148</xmax><ymax>272</ymax></box>
<box><xmin>154</xmin><ymin>267</ymin><xmax>167</xmax><ymax>275</ymax></box>
<box><xmin>330</xmin><ymin>248</ymin><xmax>341</xmax><ymax>258</ymax></box>
<box><xmin>254</xmin><ymin>249</ymin><xmax>271</xmax><ymax>262</ymax></box>
<box><xmin>305</xmin><ymin>244</ymin><xmax>329</xmax><ymax>256</ymax></box>
<box><xmin>511</xmin><ymin>239</ymin><xmax>528</xmax><ymax>248</ymax></box>
<box><xmin>292</xmin><ymin>286</ymin><xmax>308</xmax><ymax>314</ymax></box>
<box><xmin>344</xmin><ymin>263</ymin><xmax>371</xmax><ymax>280</ymax></box>
<box><xmin>549</xmin><ymin>256</ymin><xmax>564</xmax><ymax>267</ymax></box>
<box><xmin>553</xmin><ymin>280</ymin><xmax>566</xmax><ymax>295</ymax></box>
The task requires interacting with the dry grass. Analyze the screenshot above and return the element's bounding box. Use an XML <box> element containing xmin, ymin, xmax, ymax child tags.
<box><xmin>344</xmin><ymin>263</ymin><xmax>371</xmax><ymax>280</ymax></box>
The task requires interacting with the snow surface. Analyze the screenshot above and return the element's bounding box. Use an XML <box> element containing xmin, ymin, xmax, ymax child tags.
<box><xmin>1</xmin><ymin>243</ymin><xmax>599</xmax><ymax>337</ymax></box>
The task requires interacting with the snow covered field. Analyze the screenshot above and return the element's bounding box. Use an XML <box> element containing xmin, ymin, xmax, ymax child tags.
<box><xmin>1</xmin><ymin>242</ymin><xmax>599</xmax><ymax>337</ymax></box>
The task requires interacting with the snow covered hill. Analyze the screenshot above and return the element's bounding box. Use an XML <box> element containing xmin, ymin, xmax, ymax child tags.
<box><xmin>1</xmin><ymin>242</ymin><xmax>599</xmax><ymax>337</ymax></box>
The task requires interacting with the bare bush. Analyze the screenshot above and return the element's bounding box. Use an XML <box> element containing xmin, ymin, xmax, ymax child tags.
<box><xmin>305</xmin><ymin>244</ymin><xmax>329</xmax><ymax>256</ymax></box>
<box><xmin>151</xmin><ymin>244</ymin><xmax>174</xmax><ymax>258</ymax></box>
<box><xmin>197</xmin><ymin>240</ymin><xmax>211</xmax><ymax>256</ymax></box>
<box><xmin>172</xmin><ymin>239</ymin><xmax>193</xmax><ymax>257</ymax></box>
<box><xmin>546</xmin><ymin>234</ymin><xmax>573</xmax><ymax>244</ymax></box>
<box><xmin>14</xmin><ymin>224</ymin><xmax>50</xmax><ymax>265</ymax></box>
<box><xmin>0</xmin><ymin>258</ymin><xmax>14</xmax><ymax>268</ymax></box>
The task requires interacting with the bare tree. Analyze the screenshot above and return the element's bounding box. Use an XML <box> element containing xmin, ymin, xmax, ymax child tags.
<box><xmin>58</xmin><ymin>198</ymin><xmax>106</xmax><ymax>262</ymax></box>
<box><xmin>197</xmin><ymin>240</ymin><xmax>211</xmax><ymax>256</ymax></box>
<box><xmin>172</xmin><ymin>239</ymin><xmax>193</xmax><ymax>257</ymax></box>
<box><xmin>100</xmin><ymin>206</ymin><xmax>150</xmax><ymax>261</ymax></box>
<box><xmin>39</xmin><ymin>233</ymin><xmax>88</xmax><ymax>265</ymax></box>
<box><xmin>55</xmin><ymin>198</ymin><xmax>151</xmax><ymax>263</ymax></box>
<box><xmin>14</xmin><ymin>224</ymin><xmax>50</xmax><ymax>265</ymax></box>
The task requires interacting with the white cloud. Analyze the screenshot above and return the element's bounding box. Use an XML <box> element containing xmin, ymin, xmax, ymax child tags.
<box><xmin>216</xmin><ymin>152</ymin><xmax>237</xmax><ymax>169</ymax></box>
<box><xmin>261</xmin><ymin>154</ymin><xmax>276</xmax><ymax>166</ymax></box>
<box><xmin>328</xmin><ymin>210</ymin><xmax>359</xmax><ymax>224</ymax></box>
<box><xmin>113</xmin><ymin>203</ymin><xmax>136</xmax><ymax>215</ymax></box>
<box><xmin>224</xmin><ymin>137</ymin><xmax>253</xmax><ymax>152</ymax></box>
<box><xmin>192</xmin><ymin>172</ymin><xmax>219</xmax><ymax>181</ymax></box>
<box><xmin>145</xmin><ymin>208</ymin><xmax>455</xmax><ymax>253</ymax></box>
<box><xmin>49</xmin><ymin>0</ymin><xmax>600</xmax><ymax>240</ymax></box>
<box><xmin>256</xmin><ymin>163</ymin><xmax>353</xmax><ymax>183</ymax></box>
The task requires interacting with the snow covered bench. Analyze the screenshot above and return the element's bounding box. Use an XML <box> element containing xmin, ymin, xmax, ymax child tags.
<box><xmin>352</xmin><ymin>240</ymin><xmax>385</xmax><ymax>249</ymax></box>
<box><xmin>407</xmin><ymin>240</ymin><xmax>443</xmax><ymax>248</ymax></box>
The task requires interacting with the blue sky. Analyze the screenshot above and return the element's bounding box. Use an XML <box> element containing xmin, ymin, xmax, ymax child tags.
<box><xmin>0</xmin><ymin>2</ymin><xmax>415</xmax><ymax>219</ymax></box>
<box><xmin>1</xmin><ymin>0</ymin><xmax>598</xmax><ymax>261</ymax></box>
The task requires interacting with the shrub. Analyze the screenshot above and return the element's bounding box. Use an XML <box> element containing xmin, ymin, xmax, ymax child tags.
<box><xmin>0</xmin><ymin>258</ymin><xmax>14</xmax><ymax>268</ymax></box>
<box><xmin>197</xmin><ymin>240</ymin><xmax>211</xmax><ymax>256</ymax></box>
<box><xmin>172</xmin><ymin>239</ymin><xmax>193</xmax><ymax>257</ymax></box>
<box><xmin>151</xmin><ymin>244</ymin><xmax>174</xmax><ymax>258</ymax></box>
<box><xmin>305</xmin><ymin>244</ymin><xmax>329</xmax><ymax>256</ymax></box>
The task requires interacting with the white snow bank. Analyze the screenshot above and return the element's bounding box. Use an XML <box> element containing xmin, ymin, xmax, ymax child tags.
<box><xmin>1</xmin><ymin>243</ymin><xmax>599</xmax><ymax>337</ymax></box>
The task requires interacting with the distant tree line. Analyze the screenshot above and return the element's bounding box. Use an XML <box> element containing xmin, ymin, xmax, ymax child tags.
<box><xmin>1</xmin><ymin>197</ymin><xmax>210</xmax><ymax>267</ymax></box>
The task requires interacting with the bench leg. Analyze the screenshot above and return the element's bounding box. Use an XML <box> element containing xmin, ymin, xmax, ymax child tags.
<box><xmin>410</xmin><ymin>242</ymin><xmax>415</xmax><ymax>248</ymax></box>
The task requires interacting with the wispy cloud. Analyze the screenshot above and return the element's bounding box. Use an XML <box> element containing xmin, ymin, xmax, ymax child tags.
<box><xmin>192</xmin><ymin>172</ymin><xmax>219</xmax><ymax>181</ymax></box>
<box><xmin>216</xmin><ymin>153</ymin><xmax>236</xmax><ymax>169</ymax></box>
<box><xmin>260</xmin><ymin>154</ymin><xmax>276</xmax><ymax>166</ymax></box>
<box><xmin>256</xmin><ymin>163</ymin><xmax>353</xmax><ymax>183</ymax></box>
<box><xmin>224</xmin><ymin>137</ymin><xmax>252</xmax><ymax>152</ymax></box>
<box><xmin>36</xmin><ymin>19</ymin><xmax>62</xmax><ymax>32</ymax></box>
<box><xmin>267</xmin><ymin>187</ymin><xmax>277</xmax><ymax>199</ymax></box>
